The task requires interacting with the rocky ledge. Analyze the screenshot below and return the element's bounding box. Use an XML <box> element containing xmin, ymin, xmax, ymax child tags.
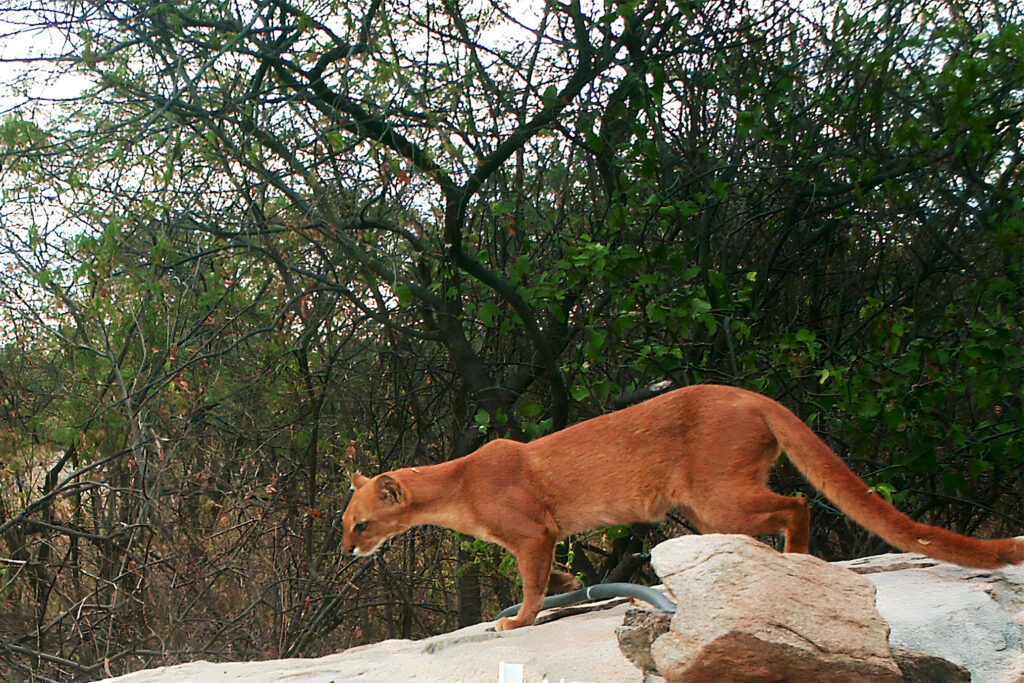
<box><xmin>103</xmin><ymin>535</ymin><xmax>1024</xmax><ymax>683</ymax></box>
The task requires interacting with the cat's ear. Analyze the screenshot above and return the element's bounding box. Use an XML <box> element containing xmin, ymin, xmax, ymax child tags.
<box><xmin>376</xmin><ymin>475</ymin><xmax>405</xmax><ymax>506</ymax></box>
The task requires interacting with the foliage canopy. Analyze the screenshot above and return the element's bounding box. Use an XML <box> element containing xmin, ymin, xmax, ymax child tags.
<box><xmin>0</xmin><ymin>0</ymin><xmax>1022</xmax><ymax>677</ymax></box>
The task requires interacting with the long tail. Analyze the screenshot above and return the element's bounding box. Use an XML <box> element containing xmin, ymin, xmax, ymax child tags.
<box><xmin>762</xmin><ymin>401</ymin><xmax>1024</xmax><ymax>569</ymax></box>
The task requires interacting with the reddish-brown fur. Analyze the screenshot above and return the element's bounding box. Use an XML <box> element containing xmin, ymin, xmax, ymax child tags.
<box><xmin>342</xmin><ymin>384</ymin><xmax>1024</xmax><ymax>630</ymax></box>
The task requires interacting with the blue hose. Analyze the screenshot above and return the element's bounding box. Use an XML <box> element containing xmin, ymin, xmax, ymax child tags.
<box><xmin>496</xmin><ymin>582</ymin><xmax>676</xmax><ymax>619</ymax></box>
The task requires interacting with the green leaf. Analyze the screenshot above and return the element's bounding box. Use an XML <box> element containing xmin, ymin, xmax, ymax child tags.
<box><xmin>478</xmin><ymin>302</ymin><xmax>499</xmax><ymax>327</ymax></box>
<box><xmin>542</xmin><ymin>85</ymin><xmax>558</xmax><ymax>108</ymax></box>
<box><xmin>856</xmin><ymin>394</ymin><xmax>882</xmax><ymax>418</ymax></box>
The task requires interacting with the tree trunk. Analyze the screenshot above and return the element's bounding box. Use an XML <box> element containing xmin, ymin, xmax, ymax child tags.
<box><xmin>456</xmin><ymin>543</ymin><xmax>482</xmax><ymax>627</ymax></box>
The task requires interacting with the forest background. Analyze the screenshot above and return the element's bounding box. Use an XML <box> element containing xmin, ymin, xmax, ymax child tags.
<box><xmin>0</xmin><ymin>0</ymin><xmax>1022</xmax><ymax>679</ymax></box>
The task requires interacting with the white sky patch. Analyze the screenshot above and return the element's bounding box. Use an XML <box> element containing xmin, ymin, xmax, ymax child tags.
<box><xmin>0</xmin><ymin>12</ymin><xmax>93</xmax><ymax>117</ymax></box>
<box><xmin>0</xmin><ymin>12</ymin><xmax>94</xmax><ymax>344</ymax></box>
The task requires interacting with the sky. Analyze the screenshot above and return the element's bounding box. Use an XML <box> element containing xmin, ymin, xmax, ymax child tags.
<box><xmin>0</xmin><ymin>11</ymin><xmax>93</xmax><ymax>118</ymax></box>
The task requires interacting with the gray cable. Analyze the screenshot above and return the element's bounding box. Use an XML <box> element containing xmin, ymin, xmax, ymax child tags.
<box><xmin>496</xmin><ymin>582</ymin><xmax>676</xmax><ymax>619</ymax></box>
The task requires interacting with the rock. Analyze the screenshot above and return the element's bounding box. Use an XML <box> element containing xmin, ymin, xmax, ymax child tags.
<box><xmin>649</xmin><ymin>534</ymin><xmax>902</xmax><ymax>682</ymax></box>
<box><xmin>891</xmin><ymin>646</ymin><xmax>972</xmax><ymax>682</ymax></box>
<box><xmin>99</xmin><ymin>598</ymin><xmax>642</xmax><ymax>683</ymax></box>
<box><xmin>1001</xmin><ymin>654</ymin><xmax>1024</xmax><ymax>682</ymax></box>
<box><xmin>839</xmin><ymin>553</ymin><xmax>1024</xmax><ymax>683</ymax></box>
<box><xmin>99</xmin><ymin>542</ymin><xmax>1024</xmax><ymax>683</ymax></box>
<box><xmin>616</xmin><ymin>605</ymin><xmax>672</xmax><ymax>675</ymax></box>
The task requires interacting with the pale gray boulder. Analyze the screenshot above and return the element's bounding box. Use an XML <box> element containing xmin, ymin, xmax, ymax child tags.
<box><xmin>841</xmin><ymin>553</ymin><xmax>1024</xmax><ymax>683</ymax></box>
<box><xmin>99</xmin><ymin>536</ymin><xmax>1024</xmax><ymax>683</ymax></box>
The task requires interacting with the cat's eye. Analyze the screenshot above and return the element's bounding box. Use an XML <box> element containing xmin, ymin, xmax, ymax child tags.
<box><xmin>354</xmin><ymin>521</ymin><xmax>369</xmax><ymax>533</ymax></box>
